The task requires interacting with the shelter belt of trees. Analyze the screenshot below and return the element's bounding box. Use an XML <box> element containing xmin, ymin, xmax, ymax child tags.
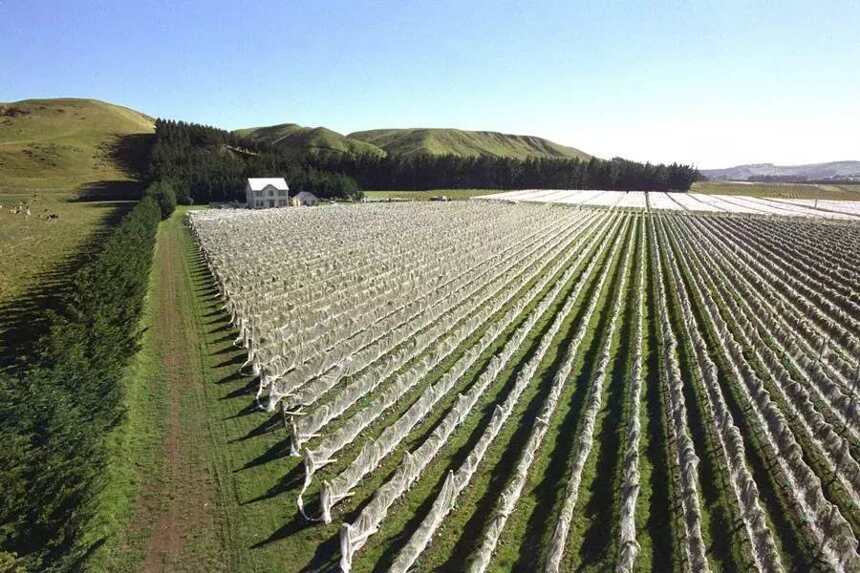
<box><xmin>150</xmin><ymin>119</ymin><xmax>699</xmax><ymax>203</ymax></box>
<box><xmin>0</xmin><ymin>193</ymin><xmax>162</xmax><ymax>569</ymax></box>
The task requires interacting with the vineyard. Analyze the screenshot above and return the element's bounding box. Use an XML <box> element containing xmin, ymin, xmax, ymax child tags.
<box><xmin>189</xmin><ymin>200</ymin><xmax>860</xmax><ymax>572</ymax></box>
<box><xmin>478</xmin><ymin>189</ymin><xmax>860</xmax><ymax>219</ymax></box>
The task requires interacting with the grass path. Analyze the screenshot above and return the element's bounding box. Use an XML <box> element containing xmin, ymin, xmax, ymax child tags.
<box><xmin>103</xmin><ymin>208</ymin><xmax>226</xmax><ymax>573</ymax></box>
<box><xmin>138</xmin><ymin>208</ymin><xmax>225</xmax><ymax>571</ymax></box>
<box><xmin>111</xmin><ymin>207</ymin><xmax>355</xmax><ymax>572</ymax></box>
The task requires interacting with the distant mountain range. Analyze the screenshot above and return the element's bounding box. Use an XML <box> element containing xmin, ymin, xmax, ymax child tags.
<box><xmin>235</xmin><ymin>124</ymin><xmax>590</xmax><ymax>161</ymax></box>
<box><xmin>701</xmin><ymin>161</ymin><xmax>860</xmax><ymax>182</ymax></box>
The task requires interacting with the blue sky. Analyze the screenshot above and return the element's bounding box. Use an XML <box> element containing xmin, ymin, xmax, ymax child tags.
<box><xmin>1</xmin><ymin>0</ymin><xmax>858</xmax><ymax>168</ymax></box>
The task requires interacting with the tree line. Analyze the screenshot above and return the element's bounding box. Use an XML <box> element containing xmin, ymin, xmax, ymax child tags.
<box><xmin>149</xmin><ymin>119</ymin><xmax>362</xmax><ymax>203</ymax></box>
<box><xmin>0</xmin><ymin>190</ymin><xmax>164</xmax><ymax>570</ymax></box>
<box><xmin>309</xmin><ymin>153</ymin><xmax>700</xmax><ymax>191</ymax></box>
<box><xmin>151</xmin><ymin>119</ymin><xmax>699</xmax><ymax>203</ymax></box>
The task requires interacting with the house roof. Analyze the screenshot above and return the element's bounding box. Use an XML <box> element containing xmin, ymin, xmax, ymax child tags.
<box><xmin>294</xmin><ymin>191</ymin><xmax>318</xmax><ymax>199</ymax></box>
<box><xmin>247</xmin><ymin>177</ymin><xmax>289</xmax><ymax>191</ymax></box>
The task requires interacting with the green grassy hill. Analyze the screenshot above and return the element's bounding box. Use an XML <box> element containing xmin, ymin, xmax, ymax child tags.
<box><xmin>236</xmin><ymin>122</ymin><xmax>591</xmax><ymax>160</ymax></box>
<box><xmin>0</xmin><ymin>98</ymin><xmax>154</xmax><ymax>307</ymax></box>
<box><xmin>235</xmin><ymin>123</ymin><xmax>385</xmax><ymax>157</ymax></box>
<box><xmin>0</xmin><ymin>98</ymin><xmax>154</xmax><ymax>191</ymax></box>
<box><xmin>348</xmin><ymin>128</ymin><xmax>591</xmax><ymax>160</ymax></box>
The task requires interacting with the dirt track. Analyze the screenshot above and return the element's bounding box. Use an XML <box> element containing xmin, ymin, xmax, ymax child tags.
<box><xmin>133</xmin><ymin>215</ymin><xmax>225</xmax><ymax>573</ymax></box>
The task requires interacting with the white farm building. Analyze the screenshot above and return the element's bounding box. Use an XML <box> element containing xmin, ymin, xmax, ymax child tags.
<box><xmin>291</xmin><ymin>191</ymin><xmax>319</xmax><ymax>206</ymax></box>
<box><xmin>246</xmin><ymin>177</ymin><xmax>289</xmax><ymax>209</ymax></box>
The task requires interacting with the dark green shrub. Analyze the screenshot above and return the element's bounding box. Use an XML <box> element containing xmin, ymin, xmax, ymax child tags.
<box><xmin>144</xmin><ymin>180</ymin><xmax>177</xmax><ymax>219</ymax></box>
<box><xmin>0</xmin><ymin>196</ymin><xmax>161</xmax><ymax>570</ymax></box>
<box><xmin>176</xmin><ymin>189</ymin><xmax>194</xmax><ymax>205</ymax></box>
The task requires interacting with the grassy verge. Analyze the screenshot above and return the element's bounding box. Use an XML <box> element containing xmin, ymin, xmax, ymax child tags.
<box><xmin>82</xmin><ymin>245</ymin><xmax>170</xmax><ymax>570</ymax></box>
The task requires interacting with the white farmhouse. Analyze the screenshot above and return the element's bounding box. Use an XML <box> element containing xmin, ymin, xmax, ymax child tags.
<box><xmin>246</xmin><ymin>177</ymin><xmax>289</xmax><ymax>209</ymax></box>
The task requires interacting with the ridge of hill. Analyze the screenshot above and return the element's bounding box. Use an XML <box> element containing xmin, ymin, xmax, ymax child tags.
<box><xmin>347</xmin><ymin>127</ymin><xmax>591</xmax><ymax>160</ymax></box>
<box><xmin>235</xmin><ymin>123</ymin><xmax>591</xmax><ymax>161</ymax></box>
<box><xmin>0</xmin><ymin>98</ymin><xmax>155</xmax><ymax>192</ymax></box>
<box><xmin>234</xmin><ymin>123</ymin><xmax>385</xmax><ymax>157</ymax></box>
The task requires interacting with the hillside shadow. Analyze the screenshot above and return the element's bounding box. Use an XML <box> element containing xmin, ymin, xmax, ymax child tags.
<box><xmin>110</xmin><ymin>132</ymin><xmax>154</xmax><ymax>179</ymax></box>
<box><xmin>75</xmin><ymin>180</ymin><xmax>145</xmax><ymax>201</ymax></box>
<box><xmin>74</xmin><ymin>133</ymin><xmax>154</xmax><ymax>201</ymax></box>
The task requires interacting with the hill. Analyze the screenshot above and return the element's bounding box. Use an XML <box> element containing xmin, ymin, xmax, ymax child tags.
<box><xmin>235</xmin><ymin>123</ymin><xmax>385</xmax><ymax>157</ymax></box>
<box><xmin>235</xmin><ymin>122</ymin><xmax>591</xmax><ymax>160</ymax></box>
<box><xmin>347</xmin><ymin>127</ymin><xmax>591</xmax><ymax>160</ymax></box>
<box><xmin>701</xmin><ymin>160</ymin><xmax>860</xmax><ymax>182</ymax></box>
<box><xmin>0</xmin><ymin>98</ymin><xmax>155</xmax><ymax>192</ymax></box>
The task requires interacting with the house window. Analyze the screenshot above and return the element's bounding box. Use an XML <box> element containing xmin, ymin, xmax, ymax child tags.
<box><xmin>268</xmin><ymin>199</ymin><xmax>275</xmax><ymax>207</ymax></box>
<box><xmin>254</xmin><ymin>190</ymin><xmax>262</xmax><ymax>197</ymax></box>
<box><xmin>256</xmin><ymin>200</ymin><xmax>263</xmax><ymax>207</ymax></box>
<box><xmin>278</xmin><ymin>189</ymin><xmax>287</xmax><ymax>196</ymax></box>
<box><xmin>268</xmin><ymin>189</ymin><xmax>274</xmax><ymax>197</ymax></box>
